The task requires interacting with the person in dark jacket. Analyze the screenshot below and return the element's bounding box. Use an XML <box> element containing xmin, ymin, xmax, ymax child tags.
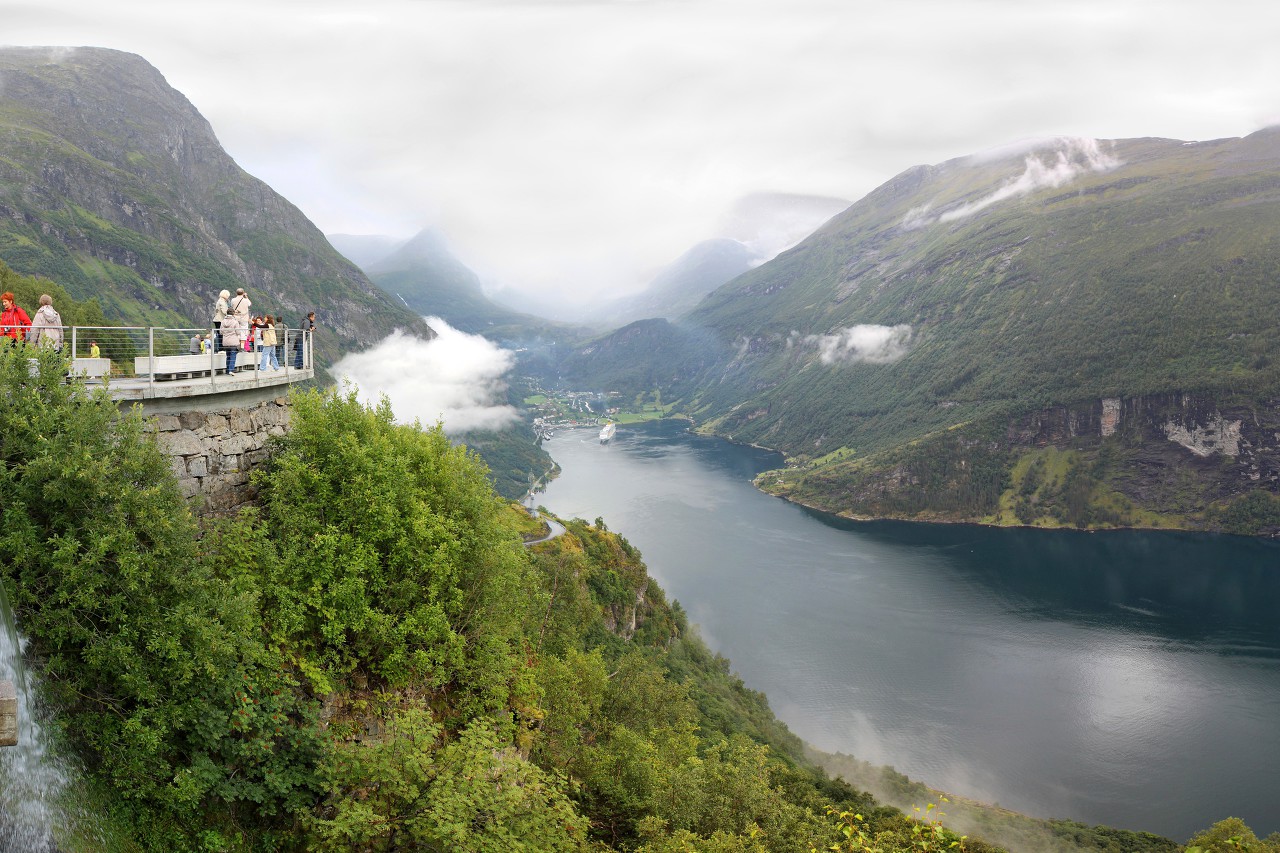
<box><xmin>293</xmin><ymin>311</ymin><xmax>315</xmax><ymax>368</ymax></box>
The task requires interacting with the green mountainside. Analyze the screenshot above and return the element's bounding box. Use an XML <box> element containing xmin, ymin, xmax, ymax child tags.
<box><xmin>556</xmin><ymin>317</ymin><xmax>726</xmax><ymax>394</ymax></box>
<box><xmin>571</xmin><ymin>131</ymin><xmax>1280</xmax><ymax>532</ymax></box>
<box><xmin>0</xmin><ymin>46</ymin><xmax>433</xmax><ymax>367</ymax></box>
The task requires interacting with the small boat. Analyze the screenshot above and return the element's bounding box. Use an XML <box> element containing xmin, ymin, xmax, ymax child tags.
<box><xmin>599</xmin><ymin>422</ymin><xmax>616</xmax><ymax>444</ymax></box>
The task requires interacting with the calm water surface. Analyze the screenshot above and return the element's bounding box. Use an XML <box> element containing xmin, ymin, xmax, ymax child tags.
<box><xmin>537</xmin><ymin>420</ymin><xmax>1280</xmax><ymax>841</ymax></box>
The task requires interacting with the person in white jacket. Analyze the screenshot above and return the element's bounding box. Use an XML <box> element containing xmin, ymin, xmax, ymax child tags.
<box><xmin>213</xmin><ymin>289</ymin><xmax>230</xmax><ymax>351</ymax></box>
<box><xmin>27</xmin><ymin>294</ymin><xmax>63</xmax><ymax>351</ymax></box>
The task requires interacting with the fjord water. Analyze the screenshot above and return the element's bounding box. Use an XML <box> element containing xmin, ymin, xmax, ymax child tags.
<box><xmin>538</xmin><ymin>420</ymin><xmax>1280</xmax><ymax>841</ymax></box>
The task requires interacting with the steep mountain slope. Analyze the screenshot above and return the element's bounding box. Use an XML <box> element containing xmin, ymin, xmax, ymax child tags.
<box><xmin>0</xmin><ymin>46</ymin><xmax>433</xmax><ymax>365</ymax></box>
<box><xmin>660</xmin><ymin>132</ymin><xmax>1280</xmax><ymax>529</ymax></box>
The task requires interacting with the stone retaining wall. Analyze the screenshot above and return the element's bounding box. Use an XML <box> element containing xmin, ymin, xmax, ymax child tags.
<box><xmin>0</xmin><ymin>680</ymin><xmax>15</xmax><ymax>747</ymax></box>
<box><xmin>146</xmin><ymin>397</ymin><xmax>291</xmax><ymax>515</ymax></box>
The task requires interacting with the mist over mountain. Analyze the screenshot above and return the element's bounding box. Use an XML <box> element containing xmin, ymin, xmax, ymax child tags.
<box><xmin>715</xmin><ymin>191</ymin><xmax>850</xmax><ymax>258</ymax></box>
<box><xmin>582</xmin><ymin>238</ymin><xmax>760</xmax><ymax>326</ymax></box>
<box><xmin>494</xmin><ymin>192</ymin><xmax>849</xmax><ymax>326</ymax></box>
<box><xmin>327</xmin><ymin>233</ymin><xmax>409</xmax><ymax>270</ymax></box>
<box><xmin>350</xmin><ymin>229</ymin><xmax>582</xmax><ymax>348</ymax></box>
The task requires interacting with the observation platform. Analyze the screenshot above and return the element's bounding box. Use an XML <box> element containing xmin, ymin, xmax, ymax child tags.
<box><xmin>40</xmin><ymin>325</ymin><xmax>316</xmax><ymax>415</ymax></box>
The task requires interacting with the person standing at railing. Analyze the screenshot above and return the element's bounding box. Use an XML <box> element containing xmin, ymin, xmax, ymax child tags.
<box><xmin>293</xmin><ymin>311</ymin><xmax>314</xmax><ymax>368</ymax></box>
<box><xmin>260</xmin><ymin>316</ymin><xmax>280</xmax><ymax>370</ymax></box>
<box><xmin>230</xmin><ymin>288</ymin><xmax>251</xmax><ymax>345</ymax></box>
<box><xmin>89</xmin><ymin>340</ymin><xmax>100</xmax><ymax>358</ymax></box>
<box><xmin>213</xmin><ymin>289</ymin><xmax>230</xmax><ymax>352</ymax></box>
<box><xmin>230</xmin><ymin>286</ymin><xmax>252</xmax><ymax>326</ymax></box>
<box><xmin>1</xmin><ymin>292</ymin><xmax>31</xmax><ymax>343</ymax></box>
<box><xmin>27</xmin><ymin>294</ymin><xmax>63</xmax><ymax>352</ymax></box>
<box><xmin>219</xmin><ymin>312</ymin><xmax>241</xmax><ymax>375</ymax></box>
<box><xmin>273</xmin><ymin>313</ymin><xmax>286</xmax><ymax>363</ymax></box>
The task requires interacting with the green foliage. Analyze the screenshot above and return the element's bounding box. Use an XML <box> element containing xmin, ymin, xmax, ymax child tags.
<box><xmin>455</xmin><ymin>419</ymin><xmax>557</xmax><ymax>500</ymax></box>
<box><xmin>250</xmin><ymin>388</ymin><xmax>531</xmax><ymax>705</ymax></box>
<box><xmin>309</xmin><ymin>695</ymin><xmax>588</xmax><ymax>852</ymax></box>
<box><xmin>772</xmin><ymin>423</ymin><xmax>1009</xmax><ymax>521</ymax></box>
<box><xmin>0</xmin><ymin>345</ymin><xmax>321</xmax><ymax>839</ymax></box>
<box><xmin>1206</xmin><ymin>491</ymin><xmax>1280</xmax><ymax>536</ymax></box>
<box><xmin>11</xmin><ymin>338</ymin><xmax>1254</xmax><ymax>853</ymax></box>
<box><xmin>817</xmin><ymin>801</ymin><xmax>973</xmax><ymax>853</ymax></box>
<box><xmin>1046</xmin><ymin>820</ymin><xmax>1183</xmax><ymax>853</ymax></box>
<box><xmin>0</xmin><ymin>258</ymin><xmax>107</xmax><ymax>328</ymax></box>
<box><xmin>1186</xmin><ymin>817</ymin><xmax>1280</xmax><ymax>853</ymax></box>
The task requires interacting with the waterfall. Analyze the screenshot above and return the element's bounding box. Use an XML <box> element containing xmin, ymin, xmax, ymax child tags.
<box><xmin>0</xmin><ymin>583</ymin><xmax>87</xmax><ymax>852</ymax></box>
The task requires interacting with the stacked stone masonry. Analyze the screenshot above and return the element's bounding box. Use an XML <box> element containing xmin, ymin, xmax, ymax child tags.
<box><xmin>146</xmin><ymin>397</ymin><xmax>291</xmax><ymax>514</ymax></box>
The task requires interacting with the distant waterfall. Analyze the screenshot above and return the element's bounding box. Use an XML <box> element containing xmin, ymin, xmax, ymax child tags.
<box><xmin>0</xmin><ymin>583</ymin><xmax>91</xmax><ymax>852</ymax></box>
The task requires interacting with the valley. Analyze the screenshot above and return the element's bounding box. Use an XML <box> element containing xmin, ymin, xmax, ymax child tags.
<box><xmin>3</xmin><ymin>43</ymin><xmax>1280</xmax><ymax>853</ymax></box>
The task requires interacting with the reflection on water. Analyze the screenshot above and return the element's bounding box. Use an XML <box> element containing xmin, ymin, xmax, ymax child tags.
<box><xmin>538</xmin><ymin>420</ymin><xmax>1280</xmax><ymax>841</ymax></box>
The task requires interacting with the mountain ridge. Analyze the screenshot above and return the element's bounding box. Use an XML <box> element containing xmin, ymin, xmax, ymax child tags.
<box><xmin>0</xmin><ymin>46</ymin><xmax>433</xmax><ymax>366</ymax></box>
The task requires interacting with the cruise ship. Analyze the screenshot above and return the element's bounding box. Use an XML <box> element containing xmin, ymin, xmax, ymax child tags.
<box><xmin>599</xmin><ymin>422</ymin><xmax>616</xmax><ymax>444</ymax></box>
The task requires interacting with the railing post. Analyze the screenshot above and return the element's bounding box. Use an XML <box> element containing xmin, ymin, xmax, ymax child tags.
<box><xmin>0</xmin><ymin>680</ymin><xmax>15</xmax><ymax>747</ymax></box>
<box><xmin>148</xmin><ymin>327</ymin><xmax>155</xmax><ymax>396</ymax></box>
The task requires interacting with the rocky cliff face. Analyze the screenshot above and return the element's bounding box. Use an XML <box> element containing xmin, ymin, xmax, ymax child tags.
<box><xmin>1013</xmin><ymin>393</ymin><xmax>1280</xmax><ymax>513</ymax></box>
<box><xmin>764</xmin><ymin>390</ymin><xmax>1280</xmax><ymax>534</ymax></box>
<box><xmin>0</xmin><ymin>47</ymin><xmax>432</xmax><ymax>365</ymax></box>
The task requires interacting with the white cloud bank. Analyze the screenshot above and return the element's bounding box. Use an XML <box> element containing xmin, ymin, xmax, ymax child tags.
<box><xmin>938</xmin><ymin>137</ymin><xmax>1121</xmax><ymax>223</ymax></box>
<box><xmin>332</xmin><ymin>317</ymin><xmax>518</xmax><ymax>434</ymax></box>
<box><xmin>797</xmin><ymin>324</ymin><xmax>914</xmax><ymax>365</ymax></box>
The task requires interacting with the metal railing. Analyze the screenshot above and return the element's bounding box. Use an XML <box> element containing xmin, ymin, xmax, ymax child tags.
<box><xmin>2</xmin><ymin>324</ymin><xmax>313</xmax><ymax>395</ymax></box>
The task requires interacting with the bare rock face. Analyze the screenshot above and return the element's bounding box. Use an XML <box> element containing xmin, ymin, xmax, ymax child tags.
<box><xmin>1100</xmin><ymin>398</ymin><xmax>1122</xmax><ymax>437</ymax></box>
<box><xmin>1163</xmin><ymin>413</ymin><xmax>1243</xmax><ymax>458</ymax></box>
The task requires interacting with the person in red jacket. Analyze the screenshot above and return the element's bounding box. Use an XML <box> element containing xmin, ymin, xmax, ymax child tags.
<box><xmin>1</xmin><ymin>292</ymin><xmax>31</xmax><ymax>342</ymax></box>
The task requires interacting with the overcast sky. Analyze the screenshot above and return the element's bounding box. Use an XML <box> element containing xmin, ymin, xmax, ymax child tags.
<box><xmin>5</xmin><ymin>0</ymin><xmax>1280</xmax><ymax>302</ymax></box>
